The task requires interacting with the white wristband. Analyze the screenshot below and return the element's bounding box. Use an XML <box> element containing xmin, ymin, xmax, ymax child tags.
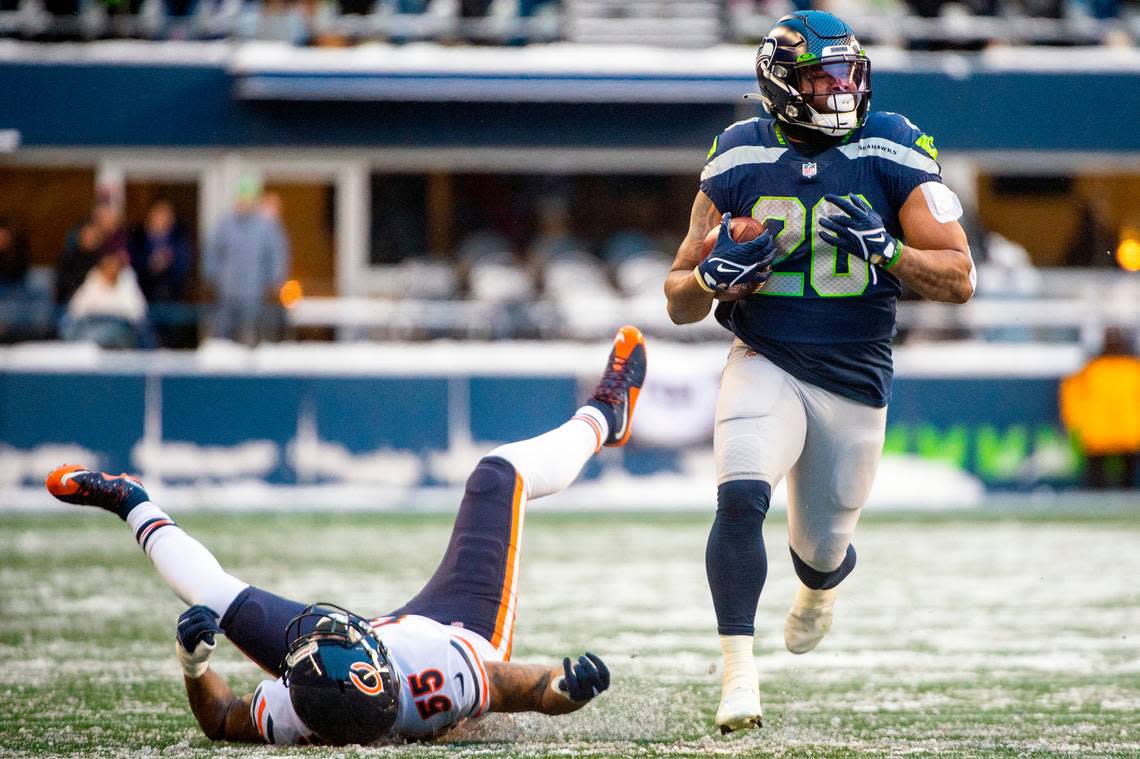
<box><xmin>176</xmin><ymin>639</ymin><xmax>215</xmax><ymax>679</ymax></box>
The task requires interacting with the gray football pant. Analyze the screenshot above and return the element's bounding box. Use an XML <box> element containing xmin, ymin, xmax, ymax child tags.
<box><xmin>715</xmin><ymin>340</ymin><xmax>887</xmax><ymax>572</ymax></box>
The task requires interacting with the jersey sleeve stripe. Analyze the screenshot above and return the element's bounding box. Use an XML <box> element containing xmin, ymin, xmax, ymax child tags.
<box><xmin>701</xmin><ymin>145</ymin><xmax>787</xmax><ymax>182</ymax></box>
<box><xmin>837</xmin><ymin>138</ymin><xmax>941</xmax><ymax>175</ymax></box>
<box><xmin>252</xmin><ymin>687</ymin><xmax>270</xmax><ymax>743</ymax></box>
<box><xmin>449</xmin><ymin>639</ymin><xmax>486</xmax><ymax>718</ymax></box>
<box><xmin>452</xmin><ymin>636</ymin><xmax>490</xmax><ymax>716</ymax></box>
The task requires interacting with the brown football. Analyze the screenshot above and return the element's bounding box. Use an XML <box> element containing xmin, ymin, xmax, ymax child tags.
<box><xmin>699</xmin><ymin>216</ymin><xmax>770</xmax><ymax>301</ymax></box>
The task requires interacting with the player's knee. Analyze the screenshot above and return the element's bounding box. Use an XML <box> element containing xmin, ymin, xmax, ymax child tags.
<box><xmin>465</xmin><ymin>456</ymin><xmax>518</xmax><ymax>498</ymax></box>
<box><xmin>716</xmin><ymin>479</ymin><xmax>772</xmax><ymax>522</ymax></box>
<box><xmin>790</xmin><ymin>543</ymin><xmax>856</xmax><ymax>590</ymax></box>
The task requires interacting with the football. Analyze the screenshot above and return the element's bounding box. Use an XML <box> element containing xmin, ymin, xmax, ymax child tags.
<box><xmin>699</xmin><ymin>216</ymin><xmax>771</xmax><ymax>301</ymax></box>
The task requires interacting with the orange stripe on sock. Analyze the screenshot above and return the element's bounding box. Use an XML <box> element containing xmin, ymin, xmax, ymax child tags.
<box><xmin>490</xmin><ymin>472</ymin><xmax>524</xmax><ymax>652</ymax></box>
<box><xmin>572</xmin><ymin>414</ymin><xmax>603</xmax><ymax>452</ymax></box>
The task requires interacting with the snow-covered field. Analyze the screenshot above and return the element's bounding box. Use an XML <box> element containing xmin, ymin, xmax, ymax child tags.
<box><xmin>1</xmin><ymin>508</ymin><xmax>1137</xmax><ymax>757</ymax></box>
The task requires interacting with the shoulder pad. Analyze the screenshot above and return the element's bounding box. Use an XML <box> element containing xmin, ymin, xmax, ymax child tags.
<box><xmin>860</xmin><ymin>112</ymin><xmax>940</xmax><ymax>162</ymax></box>
<box><xmin>706</xmin><ymin>117</ymin><xmax>771</xmax><ymax>161</ymax></box>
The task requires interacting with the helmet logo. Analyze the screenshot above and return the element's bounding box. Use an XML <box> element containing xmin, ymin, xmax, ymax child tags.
<box><xmin>757</xmin><ymin>38</ymin><xmax>776</xmax><ymax>71</ymax></box>
<box><xmin>349</xmin><ymin>661</ymin><xmax>386</xmax><ymax>697</ymax></box>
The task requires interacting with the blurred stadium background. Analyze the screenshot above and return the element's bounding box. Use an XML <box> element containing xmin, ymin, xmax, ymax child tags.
<box><xmin>1</xmin><ymin>1</ymin><xmax>1139</xmax><ymax>505</ymax></box>
<box><xmin>1</xmin><ymin>2</ymin><xmax>1139</xmax><ymax>756</ymax></box>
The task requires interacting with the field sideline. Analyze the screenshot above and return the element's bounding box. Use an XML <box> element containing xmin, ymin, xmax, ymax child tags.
<box><xmin>1</xmin><ymin>508</ymin><xmax>1137</xmax><ymax>758</ymax></box>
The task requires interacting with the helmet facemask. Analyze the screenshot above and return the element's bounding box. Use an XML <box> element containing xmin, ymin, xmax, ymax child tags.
<box><xmin>791</xmin><ymin>53</ymin><xmax>870</xmax><ymax>135</ymax></box>
<box><xmin>752</xmin><ymin>34</ymin><xmax>872</xmax><ymax>137</ymax></box>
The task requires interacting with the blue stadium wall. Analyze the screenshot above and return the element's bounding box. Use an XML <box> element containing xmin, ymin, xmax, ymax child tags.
<box><xmin>0</xmin><ymin>371</ymin><xmax>1082</xmax><ymax>491</ymax></box>
<box><xmin>1</xmin><ymin>61</ymin><xmax>1138</xmax><ymax>151</ymax></box>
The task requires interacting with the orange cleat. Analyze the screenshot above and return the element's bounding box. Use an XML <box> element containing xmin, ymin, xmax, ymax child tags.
<box><xmin>46</xmin><ymin>465</ymin><xmax>149</xmax><ymax>520</ymax></box>
<box><xmin>589</xmin><ymin>325</ymin><xmax>647</xmax><ymax>447</ymax></box>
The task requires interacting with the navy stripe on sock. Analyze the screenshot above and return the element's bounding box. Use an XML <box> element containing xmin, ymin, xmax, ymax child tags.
<box><xmin>134</xmin><ymin>517</ymin><xmax>177</xmax><ymax>551</ymax></box>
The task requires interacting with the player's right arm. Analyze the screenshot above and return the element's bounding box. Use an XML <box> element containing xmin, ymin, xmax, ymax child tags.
<box><xmin>184</xmin><ymin>670</ymin><xmax>261</xmax><ymax>743</ymax></box>
<box><xmin>485</xmin><ymin>652</ymin><xmax>610</xmax><ymax>716</ymax></box>
<box><xmin>176</xmin><ymin>604</ymin><xmax>262</xmax><ymax>743</ymax></box>
<box><xmin>664</xmin><ymin>190</ymin><xmax>721</xmax><ymax>324</ymax></box>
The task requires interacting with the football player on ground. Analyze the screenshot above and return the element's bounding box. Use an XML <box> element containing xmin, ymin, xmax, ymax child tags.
<box><xmin>663</xmin><ymin>12</ymin><xmax>974</xmax><ymax>733</ymax></box>
<box><xmin>45</xmin><ymin>326</ymin><xmax>647</xmax><ymax>746</ymax></box>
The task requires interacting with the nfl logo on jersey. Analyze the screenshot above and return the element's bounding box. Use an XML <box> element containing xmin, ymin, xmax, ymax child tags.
<box><xmin>801</xmin><ymin>162</ymin><xmax>818</xmax><ymax>179</ymax></box>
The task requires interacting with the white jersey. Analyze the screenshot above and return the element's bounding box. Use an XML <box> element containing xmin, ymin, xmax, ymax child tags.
<box><xmin>250</xmin><ymin>614</ymin><xmax>498</xmax><ymax>745</ymax></box>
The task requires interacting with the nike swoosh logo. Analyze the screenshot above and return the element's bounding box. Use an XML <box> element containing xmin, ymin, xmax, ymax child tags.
<box><xmin>864</xmin><ymin>234</ymin><xmax>886</xmax><ymax>244</ymax></box>
<box><xmin>59</xmin><ymin>471</ymin><xmax>84</xmax><ymax>485</ymax></box>
<box><xmin>715</xmin><ymin>264</ymin><xmax>741</xmax><ymax>274</ymax></box>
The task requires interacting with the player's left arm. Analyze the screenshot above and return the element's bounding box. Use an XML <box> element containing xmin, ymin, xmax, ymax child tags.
<box><xmin>889</xmin><ymin>184</ymin><xmax>975</xmax><ymax>304</ymax></box>
<box><xmin>819</xmin><ymin>184</ymin><xmax>975</xmax><ymax>304</ymax></box>
<box><xmin>485</xmin><ymin>652</ymin><xmax>610</xmax><ymax>716</ymax></box>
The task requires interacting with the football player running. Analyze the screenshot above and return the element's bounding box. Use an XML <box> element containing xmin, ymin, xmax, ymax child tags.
<box><xmin>45</xmin><ymin>326</ymin><xmax>647</xmax><ymax>746</ymax></box>
<box><xmin>663</xmin><ymin>12</ymin><xmax>974</xmax><ymax>733</ymax></box>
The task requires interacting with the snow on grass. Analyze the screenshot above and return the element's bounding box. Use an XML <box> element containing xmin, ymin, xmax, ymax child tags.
<box><xmin>1</xmin><ymin>511</ymin><xmax>1137</xmax><ymax>757</ymax></box>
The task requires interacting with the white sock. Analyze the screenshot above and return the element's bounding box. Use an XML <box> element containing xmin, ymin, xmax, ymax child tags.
<box><xmin>126</xmin><ymin>503</ymin><xmax>249</xmax><ymax>617</ymax></box>
<box><xmin>719</xmin><ymin>635</ymin><xmax>758</xmax><ymax>694</ymax></box>
<box><xmin>488</xmin><ymin>406</ymin><xmax>608</xmax><ymax>499</ymax></box>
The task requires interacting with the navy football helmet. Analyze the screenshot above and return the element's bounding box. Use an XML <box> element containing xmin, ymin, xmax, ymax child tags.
<box><xmin>283</xmin><ymin>603</ymin><xmax>401</xmax><ymax>745</ymax></box>
<box><xmin>746</xmin><ymin>11</ymin><xmax>871</xmax><ymax>136</ymax></box>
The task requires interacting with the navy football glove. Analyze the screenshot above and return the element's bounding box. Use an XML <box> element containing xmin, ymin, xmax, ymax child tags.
<box><xmin>695</xmin><ymin>213</ymin><xmax>779</xmax><ymax>295</ymax></box>
<box><xmin>176</xmin><ymin>605</ymin><xmax>222</xmax><ymax>678</ymax></box>
<box><xmin>558</xmin><ymin>652</ymin><xmax>610</xmax><ymax>702</ymax></box>
<box><xmin>818</xmin><ymin>194</ymin><xmax>901</xmax><ymax>274</ymax></box>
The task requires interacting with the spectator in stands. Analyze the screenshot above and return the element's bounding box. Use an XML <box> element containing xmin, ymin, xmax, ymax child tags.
<box><xmin>1059</xmin><ymin>327</ymin><xmax>1140</xmax><ymax>490</ymax></box>
<box><xmin>62</xmin><ymin>247</ymin><xmax>149</xmax><ymax>349</ymax></box>
<box><xmin>55</xmin><ymin>221</ymin><xmax>106</xmax><ymax>305</ymax></box>
<box><xmin>92</xmin><ymin>189</ymin><xmax>128</xmax><ymax>255</ymax></box>
<box><xmin>129</xmin><ymin>198</ymin><xmax>193</xmax><ymax>302</ymax></box>
<box><xmin>55</xmin><ymin>190</ymin><xmax>128</xmax><ymax>305</ymax></box>
<box><xmin>0</xmin><ymin>218</ymin><xmax>29</xmax><ymax>292</ymax></box>
<box><xmin>203</xmin><ymin>178</ymin><xmax>290</xmax><ymax>345</ymax></box>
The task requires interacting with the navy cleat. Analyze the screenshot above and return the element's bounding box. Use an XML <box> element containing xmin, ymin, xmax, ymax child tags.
<box><xmin>46</xmin><ymin>465</ymin><xmax>150</xmax><ymax>521</ymax></box>
<box><xmin>587</xmin><ymin>325</ymin><xmax>647</xmax><ymax>447</ymax></box>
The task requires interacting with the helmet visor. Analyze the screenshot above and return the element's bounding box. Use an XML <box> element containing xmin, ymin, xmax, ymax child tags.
<box><xmin>794</xmin><ymin>57</ymin><xmax>869</xmax><ymax>114</ymax></box>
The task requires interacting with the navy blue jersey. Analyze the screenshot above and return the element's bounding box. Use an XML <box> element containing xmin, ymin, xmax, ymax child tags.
<box><xmin>698</xmin><ymin>111</ymin><xmax>943</xmax><ymax>407</ymax></box>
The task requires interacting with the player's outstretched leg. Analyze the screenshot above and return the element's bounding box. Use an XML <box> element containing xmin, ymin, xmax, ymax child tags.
<box><xmin>392</xmin><ymin>327</ymin><xmax>647</xmax><ymax>661</ymax></box>
<box><xmin>46</xmin><ymin>465</ymin><xmax>249</xmax><ymax>631</ymax></box>
<box><xmin>490</xmin><ymin>324</ymin><xmax>647</xmax><ymax>498</ymax></box>
<box><xmin>46</xmin><ymin>463</ymin><xmax>310</xmax><ymax>673</ymax></box>
<box><xmin>784</xmin><ymin>544</ymin><xmax>855</xmax><ymax>654</ymax></box>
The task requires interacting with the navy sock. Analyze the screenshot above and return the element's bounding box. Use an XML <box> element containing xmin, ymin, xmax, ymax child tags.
<box><xmin>705</xmin><ymin>479</ymin><xmax>770</xmax><ymax>636</ymax></box>
<box><xmin>120</xmin><ymin>486</ymin><xmax>150</xmax><ymax>521</ymax></box>
<box><xmin>585</xmin><ymin>399</ymin><xmax>618</xmax><ymax>435</ymax></box>
<box><xmin>790</xmin><ymin>544</ymin><xmax>857</xmax><ymax>590</ymax></box>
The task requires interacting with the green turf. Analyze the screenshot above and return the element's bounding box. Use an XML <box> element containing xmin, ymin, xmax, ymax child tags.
<box><xmin>1</xmin><ymin>510</ymin><xmax>1137</xmax><ymax>757</ymax></box>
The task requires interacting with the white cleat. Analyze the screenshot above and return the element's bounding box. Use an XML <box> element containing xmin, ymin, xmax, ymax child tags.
<box><xmin>784</xmin><ymin>583</ymin><xmax>838</xmax><ymax>654</ymax></box>
<box><xmin>715</xmin><ymin>685</ymin><xmax>763</xmax><ymax>734</ymax></box>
